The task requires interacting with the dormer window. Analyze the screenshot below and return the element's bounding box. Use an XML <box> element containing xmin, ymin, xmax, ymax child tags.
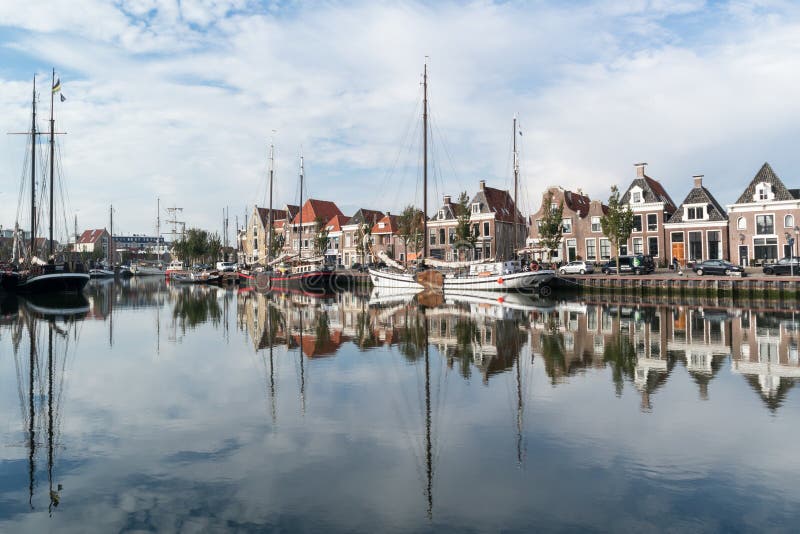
<box><xmin>685</xmin><ymin>206</ymin><xmax>705</xmax><ymax>220</ymax></box>
<box><xmin>438</xmin><ymin>210</ymin><xmax>445</xmax><ymax>220</ymax></box>
<box><xmin>378</xmin><ymin>222</ymin><xmax>386</xmax><ymax>229</ymax></box>
<box><xmin>754</xmin><ymin>182</ymin><xmax>773</xmax><ymax>201</ymax></box>
<box><xmin>472</xmin><ymin>203</ymin><xmax>480</xmax><ymax>214</ymax></box>
<box><xmin>632</xmin><ymin>192</ymin><xmax>641</xmax><ymax>203</ymax></box>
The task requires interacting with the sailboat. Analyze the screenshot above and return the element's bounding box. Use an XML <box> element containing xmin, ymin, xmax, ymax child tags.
<box><xmin>368</xmin><ymin>63</ymin><xmax>554</xmax><ymax>293</ymax></box>
<box><xmin>3</xmin><ymin>72</ymin><xmax>90</xmax><ymax>294</ymax></box>
<box><xmin>270</xmin><ymin>154</ymin><xmax>336</xmax><ymax>294</ymax></box>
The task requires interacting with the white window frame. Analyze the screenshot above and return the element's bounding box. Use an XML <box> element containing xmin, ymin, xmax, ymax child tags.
<box><xmin>591</xmin><ymin>216</ymin><xmax>601</xmax><ymax>233</ymax></box>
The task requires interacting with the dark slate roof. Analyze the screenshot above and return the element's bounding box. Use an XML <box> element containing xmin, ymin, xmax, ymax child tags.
<box><xmin>666</xmin><ymin>185</ymin><xmax>728</xmax><ymax>223</ymax></box>
<box><xmin>346</xmin><ymin>208</ymin><xmax>385</xmax><ymax>226</ymax></box>
<box><xmin>790</xmin><ymin>189</ymin><xmax>800</xmax><ymax>199</ymax></box>
<box><xmin>621</xmin><ymin>176</ymin><xmax>677</xmax><ymax>212</ymax></box>
<box><xmin>256</xmin><ymin>207</ymin><xmax>289</xmax><ymax>227</ymax></box>
<box><xmin>471</xmin><ymin>186</ymin><xmax>525</xmax><ymax>224</ymax></box>
<box><xmin>432</xmin><ymin>200</ymin><xmax>459</xmax><ymax>221</ymax></box>
<box><xmin>735</xmin><ymin>162</ymin><xmax>796</xmax><ymax>204</ymax></box>
<box><xmin>563</xmin><ymin>190</ymin><xmax>591</xmax><ymax>217</ymax></box>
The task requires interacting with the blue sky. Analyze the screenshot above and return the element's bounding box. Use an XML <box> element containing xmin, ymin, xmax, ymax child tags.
<box><xmin>2</xmin><ymin>0</ymin><xmax>800</xmax><ymax>242</ymax></box>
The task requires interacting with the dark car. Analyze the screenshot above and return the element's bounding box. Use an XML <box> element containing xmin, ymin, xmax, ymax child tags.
<box><xmin>762</xmin><ymin>257</ymin><xmax>800</xmax><ymax>275</ymax></box>
<box><xmin>601</xmin><ymin>255</ymin><xmax>655</xmax><ymax>275</ymax></box>
<box><xmin>694</xmin><ymin>259</ymin><xmax>745</xmax><ymax>276</ymax></box>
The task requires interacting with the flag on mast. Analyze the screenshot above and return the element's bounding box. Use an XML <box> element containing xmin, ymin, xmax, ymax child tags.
<box><xmin>52</xmin><ymin>77</ymin><xmax>61</xmax><ymax>93</ymax></box>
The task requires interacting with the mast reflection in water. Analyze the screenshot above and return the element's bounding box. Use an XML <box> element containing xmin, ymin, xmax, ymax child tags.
<box><xmin>0</xmin><ymin>280</ymin><xmax>799</xmax><ymax>531</ymax></box>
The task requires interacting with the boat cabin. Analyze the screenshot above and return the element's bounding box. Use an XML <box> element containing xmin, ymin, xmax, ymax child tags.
<box><xmin>467</xmin><ymin>260</ymin><xmax>521</xmax><ymax>276</ymax></box>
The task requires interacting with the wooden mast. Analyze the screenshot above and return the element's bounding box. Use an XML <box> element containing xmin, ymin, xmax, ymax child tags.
<box><xmin>267</xmin><ymin>143</ymin><xmax>274</xmax><ymax>265</ymax></box>
<box><xmin>422</xmin><ymin>62</ymin><xmax>428</xmax><ymax>260</ymax></box>
<box><xmin>513</xmin><ymin>116</ymin><xmax>519</xmax><ymax>260</ymax></box>
<box><xmin>30</xmin><ymin>76</ymin><xmax>37</xmax><ymax>258</ymax></box>
<box><xmin>299</xmin><ymin>153</ymin><xmax>304</xmax><ymax>261</ymax></box>
<box><xmin>48</xmin><ymin>69</ymin><xmax>56</xmax><ymax>258</ymax></box>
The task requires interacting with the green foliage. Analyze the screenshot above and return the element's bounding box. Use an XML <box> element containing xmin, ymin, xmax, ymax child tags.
<box><xmin>172</xmin><ymin>288</ymin><xmax>222</xmax><ymax>331</ymax></box>
<box><xmin>268</xmin><ymin>226</ymin><xmax>285</xmax><ymax>260</ymax></box>
<box><xmin>313</xmin><ymin>216</ymin><xmax>329</xmax><ymax>256</ymax></box>
<box><xmin>600</xmin><ymin>185</ymin><xmax>635</xmax><ymax>273</ymax></box>
<box><xmin>355</xmin><ymin>221</ymin><xmax>372</xmax><ymax>263</ymax></box>
<box><xmin>454</xmin><ymin>191</ymin><xmax>477</xmax><ymax>260</ymax></box>
<box><xmin>173</xmin><ymin>228</ymin><xmax>223</xmax><ymax>265</ymax></box>
<box><xmin>539</xmin><ymin>192</ymin><xmax>564</xmax><ymax>262</ymax></box>
<box><xmin>397</xmin><ymin>204</ymin><xmax>425</xmax><ymax>263</ymax></box>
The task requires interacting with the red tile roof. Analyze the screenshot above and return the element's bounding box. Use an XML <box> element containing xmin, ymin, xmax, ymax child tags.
<box><xmin>256</xmin><ymin>207</ymin><xmax>289</xmax><ymax>227</ymax></box>
<box><xmin>325</xmin><ymin>214</ymin><xmax>349</xmax><ymax>232</ymax></box>
<box><xmin>292</xmin><ymin>199</ymin><xmax>344</xmax><ymax>225</ymax></box>
<box><xmin>77</xmin><ymin>229</ymin><xmax>108</xmax><ymax>244</ymax></box>
<box><xmin>371</xmin><ymin>214</ymin><xmax>399</xmax><ymax>234</ymax></box>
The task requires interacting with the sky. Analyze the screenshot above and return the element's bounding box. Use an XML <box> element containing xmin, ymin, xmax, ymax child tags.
<box><xmin>2</xmin><ymin>0</ymin><xmax>800</xmax><ymax>243</ymax></box>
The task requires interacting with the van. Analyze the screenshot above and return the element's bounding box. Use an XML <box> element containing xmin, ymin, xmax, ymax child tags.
<box><xmin>216</xmin><ymin>261</ymin><xmax>237</xmax><ymax>272</ymax></box>
<box><xmin>601</xmin><ymin>255</ymin><xmax>654</xmax><ymax>275</ymax></box>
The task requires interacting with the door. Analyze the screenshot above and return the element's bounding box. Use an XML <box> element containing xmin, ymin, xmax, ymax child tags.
<box><xmin>567</xmin><ymin>239</ymin><xmax>577</xmax><ymax>262</ymax></box>
<box><xmin>672</xmin><ymin>243</ymin><xmax>685</xmax><ymax>267</ymax></box>
<box><xmin>738</xmin><ymin>246</ymin><xmax>748</xmax><ymax>267</ymax></box>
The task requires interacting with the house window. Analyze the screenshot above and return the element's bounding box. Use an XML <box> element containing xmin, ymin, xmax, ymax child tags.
<box><xmin>483</xmin><ymin>222</ymin><xmax>490</xmax><ymax>236</ymax></box>
<box><xmin>586</xmin><ymin>239</ymin><xmax>597</xmax><ymax>260</ymax></box>
<box><xmin>754</xmin><ymin>237</ymin><xmax>779</xmax><ymax>261</ymax></box>
<box><xmin>562</xmin><ymin>218</ymin><xmax>572</xmax><ymax>233</ymax></box>
<box><xmin>648</xmin><ymin>237</ymin><xmax>658</xmax><ymax>257</ymax></box>
<box><xmin>688</xmin><ymin>231</ymin><xmax>702</xmax><ymax>261</ymax></box>
<box><xmin>599</xmin><ymin>238</ymin><xmax>611</xmax><ymax>260</ymax></box>
<box><xmin>687</xmin><ymin>206</ymin><xmax>705</xmax><ymax>220</ymax></box>
<box><xmin>737</xmin><ymin>217</ymin><xmax>746</xmax><ymax>230</ymax></box>
<box><xmin>429</xmin><ymin>230</ymin><xmax>436</xmax><ymax>245</ymax></box>
<box><xmin>591</xmin><ymin>217</ymin><xmax>601</xmax><ymax>232</ymax></box>
<box><xmin>632</xmin><ymin>191</ymin><xmax>641</xmax><ymax>203</ymax></box>
<box><xmin>708</xmin><ymin>231</ymin><xmax>721</xmax><ymax>260</ymax></box>
<box><xmin>439</xmin><ymin>229</ymin><xmax>446</xmax><ymax>245</ymax></box>
<box><xmin>785</xmin><ymin>214</ymin><xmax>795</xmax><ymax>228</ymax></box>
<box><xmin>633</xmin><ymin>237</ymin><xmax>643</xmax><ymax>254</ymax></box>
<box><xmin>632</xmin><ymin>215</ymin><xmax>642</xmax><ymax>232</ymax></box>
<box><xmin>472</xmin><ymin>203</ymin><xmax>480</xmax><ymax>214</ymax></box>
<box><xmin>756</xmin><ymin>214</ymin><xmax>774</xmax><ymax>235</ymax></box>
<box><xmin>647</xmin><ymin>214</ymin><xmax>658</xmax><ymax>231</ymax></box>
<box><xmin>449</xmin><ymin>229</ymin><xmax>455</xmax><ymax>244</ymax></box>
<box><xmin>756</xmin><ymin>183</ymin><xmax>771</xmax><ymax>201</ymax></box>
<box><xmin>550</xmin><ymin>203</ymin><xmax>559</xmax><ymax>214</ymax></box>
<box><xmin>438</xmin><ymin>210</ymin><xmax>445</xmax><ymax>220</ymax></box>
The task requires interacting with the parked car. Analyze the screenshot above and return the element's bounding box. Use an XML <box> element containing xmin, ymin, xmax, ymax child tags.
<box><xmin>601</xmin><ymin>255</ymin><xmax>655</xmax><ymax>275</ymax></box>
<box><xmin>215</xmin><ymin>261</ymin><xmax>237</xmax><ymax>272</ymax></box>
<box><xmin>559</xmin><ymin>261</ymin><xmax>594</xmax><ymax>275</ymax></box>
<box><xmin>762</xmin><ymin>257</ymin><xmax>800</xmax><ymax>275</ymax></box>
<box><xmin>694</xmin><ymin>259</ymin><xmax>745</xmax><ymax>276</ymax></box>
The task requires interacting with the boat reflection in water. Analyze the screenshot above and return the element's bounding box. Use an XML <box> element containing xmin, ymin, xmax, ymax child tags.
<box><xmin>4</xmin><ymin>293</ymin><xmax>88</xmax><ymax>515</ymax></box>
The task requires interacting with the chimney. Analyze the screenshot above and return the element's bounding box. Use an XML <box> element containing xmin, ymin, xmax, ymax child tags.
<box><xmin>693</xmin><ymin>174</ymin><xmax>704</xmax><ymax>188</ymax></box>
<box><xmin>634</xmin><ymin>162</ymin><xmax>647</xmax><ymax>178</ymax></box>
<box><xmin>479</xmin><ymin>180</ymin><xmax>486</xmax><ymax>190</ymax></box>
<box><xmin>386</xmin><ymin>211</ymin><xmax>391</xmax><ymax>216</ymax></box>
<box><xmin>443</xmin><ymin>195</ymin><xmax>451</xmax><ymax>204</ymax></box>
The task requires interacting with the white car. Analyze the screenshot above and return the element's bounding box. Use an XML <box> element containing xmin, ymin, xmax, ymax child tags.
<box><xmin>559</xmin><ymin>261</ymin><xmax>594</xmax><ymax>275</ymax></box>
<box><xmin>215</xmin><ymin>261</ymin><xmax>237</xmax><ymax>272</ymax></box>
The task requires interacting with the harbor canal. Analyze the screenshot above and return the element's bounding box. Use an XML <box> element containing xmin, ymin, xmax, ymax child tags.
<box><xmin>0</xmin><ymin>278</ymin><xmax>799</xmax><ymax>532</ymax></box>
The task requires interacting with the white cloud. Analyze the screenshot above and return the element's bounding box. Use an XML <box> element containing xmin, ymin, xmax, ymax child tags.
<box><xmin>1</xmin><ymin>1</ymin><xmax>800</xmax><ymax>237</ymax></box>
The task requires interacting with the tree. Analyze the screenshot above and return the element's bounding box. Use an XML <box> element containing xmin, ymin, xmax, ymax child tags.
<box><xmin>355</xmin><ymin>220</ymin><xmax>372</xmax><ymax>264</ymax></box>
<box><xmin>268</xmin><ymin>227</ymin><xmax>285</xmax><ymax>260</ymax></box>
<box><xmin>397</xmin><ymin>204</ymin><xmax>424</xmax><ymax>265</ymax></box>
<box><xmin>207</xmin><ymin>232</ymin><xmax>222</xmax><ymax>263</ymax></box>
<box><xmin>538</xmin><ymin>191</ymin><xmax>564</xmax><ymax>263</ymax></box>
<box><xmin>313</xmin><ymin>216</ymin><xmax>329</xmax><ymax>257</ymax></box>
<box><xmin>454</xmin><ymin>191</ymin><xmax>478</xmax><ymax>260</ymax></box>
<box><xmin>600</xmin><ymin>185</ymin><xmax>635</xmax><ymax>275</ymax></box>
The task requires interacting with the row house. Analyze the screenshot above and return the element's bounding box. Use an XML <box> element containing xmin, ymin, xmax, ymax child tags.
<box><xmin>241</xmin><ymin>204</ymin><xmax>298</xmax><ymax>265</ymax></box>
<box><xmin>664</xmin><ymin>175</ymin><xmax>730</xmax><ymax>265</ymax></box>
<box><xmin>620</xmin><ymin>163</ymin><xmax>677</xmax><ymax>265</ymax></box>
<box><xmin>76</xmin><ymin>228</ymin><xmax>110</xmax><ymax>255</ymax></box>
<box><xmin>341</xmin><ymin>209</ymin><xmax>384</xmax><ymax>266</ymax></box>
<box><xmin>370</xmin><ymin>213</ymin><xmax>401</xmax><ymax>261</ymax></box>
<box><xmin>288</xmin><ymin>199</ymin><xmax>344</xmax><ymax>260</ymax></box>
<box><xmin>528</xmin><ymin>187</ymin><xmax>608</xmax><ymax>263</ymax></box>
<box><xmin>727</xmin><ymin>162</ymin><xmax>800</xmax><ymax>266</ymax></box>
<box><xmin>323</xmin><ymin>214</ymin><xmax>349</xmax><ymax>265</ymax></box>
<box><xmin>428</xmin><ymin>180</ymin><xmax>527</xmax><ymax>261</ymax></box>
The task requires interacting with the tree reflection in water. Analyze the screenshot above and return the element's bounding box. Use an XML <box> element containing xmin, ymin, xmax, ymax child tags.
<box><xmin>172</xmin><ymin>288</ymin><xmax>222</xmax><ymax>331</ymax></box>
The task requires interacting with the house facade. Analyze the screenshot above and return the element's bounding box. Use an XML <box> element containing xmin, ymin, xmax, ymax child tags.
<box><xmin>528</xmin><ymin>186</ymin><xmax>608</xmax><ymax>263</ymax></box>
<box><xmin>664</xmin><ymin>175</ymin><xmax>730</xmax><ymax>265</ymax></box>
<box><xmin>76</xmin><ymin>228</ymin><xmax>110</xmax><ymax>255</ymax></box>
<box><xmin>340</xmin><ymin>209</ymin><xmax>384</xmax><ymax>266</ymax></box>
<box><xmin>726</xmin><ymin>162</ymin><xmax>800</xmax><ymax>266</ymax></box>
<box><xmin>428</xmin><ymin>180</ymin><xmax>527</xmax><ymax>261</ymax></box>
<box><xmin>288</xmin><ymin>199</ymin><xmax>345</xmax><ymax>260</ymax></box>
<box><xmin>370</xmin><ymin>213</ymin><xmax>400</xmax><ymax>261</ymax></box>
<box><xmin>241</xmin><ymin>204</ymin><xmax>298</xmax><ymax>265</ymax></box>
<box><xmin>620</xmin><ymin>163</ymin><xmax>677</xmax><ymax>265</ymax></box>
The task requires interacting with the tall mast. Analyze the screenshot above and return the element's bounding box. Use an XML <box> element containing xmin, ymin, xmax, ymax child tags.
<box><xmin>109</xmin><ymin>205</ymin><xmax>113</xmax><ymax>266</ymax></box>
<box><xmin>48</xmin><ymin>69</ymin><xmax>56</xmax><ymax>258</ymax></box>
<box><xmin>156</xmin><ymin>197</ymin><xmax>161</xmax><ymax>263</ymax></box>
<box><xmin>513</xmin><ymin>116</ymin><xmax>519</xmax><ymax>260</ymax></box>
<box><xmin>299</xmin><ymin>153</ymin><xmax>304</xmax><ymax>259</ymax></box>
<box><xmin>422</xmin><ymin>61</ymin><xmax>428</xmax><ymax>259</ymax></box>
<box><xmin>30</xmin><ymin>75</ymin><xmax>37</xmax><ymax>258</ymax></box>
<box><xmin>268</xmin><ymin>142</ymin><xmax>275</xmax><ymax>264</ymax></box>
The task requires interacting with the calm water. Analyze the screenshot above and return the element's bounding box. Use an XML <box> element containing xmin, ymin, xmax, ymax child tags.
<box><xmin>1</xmin><ymin>279</ymin><xmax>799</xmax><ymax>532</ymax></box>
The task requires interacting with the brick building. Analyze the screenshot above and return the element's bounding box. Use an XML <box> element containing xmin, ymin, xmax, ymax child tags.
<box><xmin>528</xmin><ymin>186</ymin><xmax>608</xmax><ymax>263</ymax></box>
<box><xmin>664</xmin><ymin>175</ymin><xmax>730</xmax><ymax>265</ymax></box>
<box><xmin>620</xmin><ymin>163</ymin><xmax>677</xmax><ymax>265</ymax></box>
<box><xmin>726</xmin><ymin>162</ymin><xmax>800</xmax><ymax>266</ymax></box>
<box><xmin>241</xmin><ymin>204</ymin><xmax>298</xmax><ymax>265</ymax></box>
<box><xmin>288</xmin><ymin>199</ymin><xmax>344</xmax><ymax>259</ymax></box>
<box><xmin>341</xmin><ymin>209</ymin><xmax>384</xmax><ymax>266</ymax></box>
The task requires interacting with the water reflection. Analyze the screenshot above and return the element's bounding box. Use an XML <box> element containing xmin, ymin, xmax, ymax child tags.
<box><xmin>1</xmin><ymin>281</ymin><xmax>799</xmax><ymax>531</ymax></box>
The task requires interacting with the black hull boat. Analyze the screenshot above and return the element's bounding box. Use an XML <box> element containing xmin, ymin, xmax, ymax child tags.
<box><xmin>270</xmin><ymin>269</ymin><xmax>336</xmax><ymax>295</ymax></box>
<box><xmin>3</xmin><ymin>269</ymin><xmax>90</xmax><ymax>295</ymax></box>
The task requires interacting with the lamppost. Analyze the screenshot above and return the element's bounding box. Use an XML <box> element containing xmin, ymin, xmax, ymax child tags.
<box><xmin>786</xmin><ymin>232</ymin><xmax>794</xmax><ymax>277</ymax></box>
